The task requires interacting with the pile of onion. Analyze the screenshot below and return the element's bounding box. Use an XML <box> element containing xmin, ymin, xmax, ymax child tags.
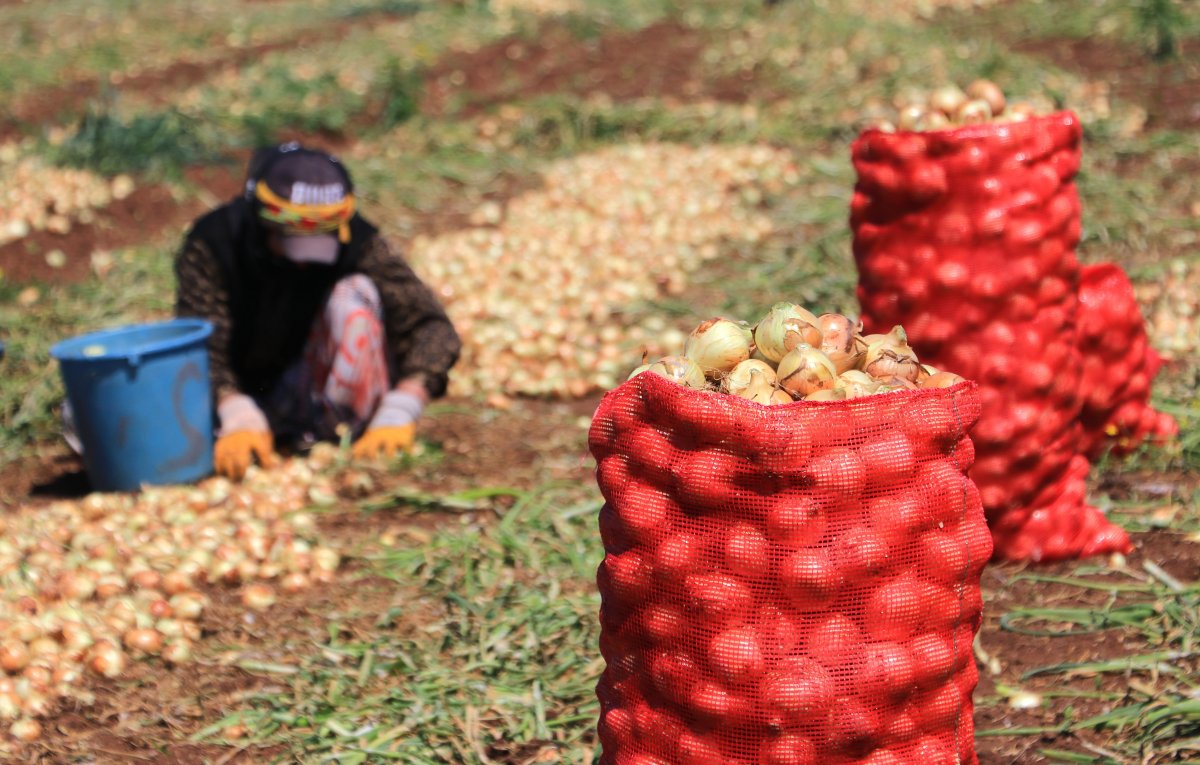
<box><xmin>408</xmin><ymin>143</ymin><xmax>800</xmax><ymax>403</ymax></box>
<box><xmin>0</xmin><ymin>448</ymin><xmax>344</xmax><ymax>743</ymax></box>
<box><xmin>629</xmin><ymin>302</ymin><xmax>964</xmax><ymax>401</ymax></box>
<box><xmin>869</xmin><ymin>79</ymin><xmax>1048</xmax><ymax>132</ymax></box>
<box><xmin>0</xmin><ymin>142</ymin><xmax>135</xmax><ymax>247</ymax></box>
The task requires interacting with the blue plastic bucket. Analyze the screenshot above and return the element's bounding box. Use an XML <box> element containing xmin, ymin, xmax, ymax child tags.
<box><xmin>50</xmin><ymin>319</ymin><xmax>214</xmax><ymax>492</ymax></box>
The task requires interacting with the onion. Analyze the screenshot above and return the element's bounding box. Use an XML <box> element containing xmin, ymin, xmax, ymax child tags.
<box><xmin>0</xmin><ymin>641</ymin><xmax>29</xmax><ymax>672</ymax></box>
<box><xmin>241</xmin><ymin>584</ymin><xmax>277</xmax><ymax>610</ymax></box>
<box><xmin>646</xmin><ymin>356</ymin><xmax>707</xmax><ymax>389</ymax></box>
<box><xmin>684</xmin><ymin>318</ymin><xmax>753</xmax><ymax>377</ymax></box>
<box><xmin>162</xmin><ymin>640</ymin><xmax>192</xmax><ymax>665</ymax></box>
<box><xmin>708</xmin><ymin>627</ymin><xmax>765</xmax><ymax>684</ymax></box>
<box><xmin>626</xmin><ymin>363</ymin><xmax>651</xmax><ymax>381</ymax></box>
<box><xmin>804</xmin><ymin>388</ymin><xmax>845</xmax><ymax>402</ymax></box>
<box><xmin>9</xmin><ymin>718</ymin><xmax>40</xmax><ymax>742</ymax></box>
<box><xmin>921</xmin><ymin>370</ymin><xmax>967</xmax><ymax>388</ymax></box>
<box><xmin>837</xmin><ymin>369</ymin><xmax>879</xmax><ymax>398</ymax></box>
<box><xmin>863</xmin><ymin>325</ymin><xmax>921</xmax><ymax>382</ymax></box>
<box><xmin>956</xmin><ymin>99</ymin><xmax>992</xmax><ymax>124</ymax></box>
<box><xmin>722</xmin><ymin>359</ymin><xmax>776</xmax><ymax>397</ymax></box>
<box><xmin>929</xmin><ymin>84</ymin><xmax>967</xmax><ymax>117</ymax></box>
<box><xmin>753</xmin><ymin>302</ymin><xmax>822</xmax><ymax>362</ymax></box>
<box><xmin>88</xmin><ymin>641</ymin><xmax>126</xmax><ymax>678</ymax></box>
<box><xmin>123</xmin><ymin>628</ymin><xmax>163</xmax><ymax>655</ymax></box>
<box><xmin>280</xmin><ymin>572</ymin><xmax>310</xmax><ymax>594</ymax></box>
<box><xmin>966</xmin><ymin>78</ymin><xmax>1006</xmax><ymax>116</ymax></box>
<box><xmin>776</xmin><ymin>344</ymin><xmax>837</xmax><ymax>396</ymax></box>
<box><xmin>168</xmin><ymin>593</ymin><xmax>206</xmax><ymax>621</ymax></box>
<box><xmin>736</xmin><ymin>367</ymin><xmax>781</xmax><ymax>405</ymax></box>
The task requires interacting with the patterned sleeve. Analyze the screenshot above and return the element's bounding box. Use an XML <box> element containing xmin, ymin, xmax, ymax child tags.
<box><xmin>174</xmin><ymin>237</ymin><xmax>239</xmax><ymax>403</ymax></box>
<box><xmin>357</xmin><ymin>235</ymin><xmax>461</xmax><ymax>399</ymax></box>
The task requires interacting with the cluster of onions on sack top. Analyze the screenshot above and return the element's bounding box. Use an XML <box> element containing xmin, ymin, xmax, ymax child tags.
<box><xmin>629</xmin><ymin>302</ymin><xmax>965</xmax><ymax>402</ymax></box>
<box><xmin>0</xmin><ymin>450</ymin><xmax>345</xmax><ymax>744</ymax></box>
<box><xmin>869</xmin><ymin>79</ymin><xmax>1050</xmax><ymax>132</ymax></box>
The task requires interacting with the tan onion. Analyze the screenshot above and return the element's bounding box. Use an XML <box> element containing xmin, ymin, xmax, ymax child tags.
<box><xmin>123</xmin><ymin>628</ymin><xmax>163</xmax><ymax>655</ymax></box>
<box><xmin>684</xmin><ymin>318</ymin><xmax>753</xmax><ymax>377</ymax></box>
<box><xmin>930</xmin><ymin>85</ymin><xmax>968</xmax><ymax>117</ymax></box>
<box><xmin>922</xmin><ymin>371</ymin><xmax>967</xmax><ymax>388</ymax></box>
<box><xmin>646</xmin><ymin>356</ymin><xmax>707</xmax><ymax>389</ymax></box>
<box><xmin>956</xmin><ymin>99</ymin><xmax>992</xmax><ymax>124</ymax></box>
<box><xmin>626</xmin><ymin>363</ymin><xmax>651</xmax><ymax>381</ymax></box>
<box><xmin>241</xmin><ymin>584</ymin><xmax>276</xmax><ymax>610</ymax></box>
<box><xmin>805</xmin><ymin>388</ymin><xmax>846</xmax><ymax>402</ymax></box>
<box><xmin>88</xmin><ymin>641</ymin><xmax>126</xmax><ymax>678</ymax></box>
<box><xmin>966</xmin><ymin>79</ymin><xmax>1006</xmax><ymax>117</ymax></box>
<box><xmin>863</xmin><ymin>326</ymin><xmax>921</xmax><ymax>382</ymax></box>
<box><xmin>10</xmin><ymin>718</ymin><xmax>40</xmax><ymax>742</ymax></box>
<box><xmin>162</xmin><ymin>640</ymin><xmax>192</xmax><ymax>665</ymax></box>
<box><xmin>837</xmin><ymin>370</ymin><xmax>879</xmax><ymax>399</ymax></box>
<box><xmin>776</xmin><ymin>344</ymin><xmax>837</xmax><ymax>397</ymax></box>
<box><xmin>735</xmin><ymin>368</ymin><xmax>780</xmax><ymax>405</ymax></box>
<box><xmin>752</xmin><ymin>302</ymin><xmax>822</xmax><ymax>363</ymax></box>
<box><xmin>722</xmin><ymin>359</ymin><xmax>777</xmax><ymax>397</ymax></box>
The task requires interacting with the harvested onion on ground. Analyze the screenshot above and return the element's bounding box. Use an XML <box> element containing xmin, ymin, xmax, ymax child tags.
<box><xmin>0</xmin><ymin>449</ymin><xmax>346</xmax><ymax>738</ymax></box>
<box><xmin>629</xmin><ymin>303</ymin><xmax>965</xmax><ymax>401</ymax></box>
<box><xmin>410</xmin><ymin>143</ymin><xmax>799</xmax><ymax>401</ymax></box>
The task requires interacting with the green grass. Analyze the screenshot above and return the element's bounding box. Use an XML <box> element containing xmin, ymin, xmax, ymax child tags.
<box><xmin>0</xmin><ymin>244</ymin><xmax>177</xmax><ymax>467</ymax></box>
<box><xmin>44</xmin><ymin>107</ymin><xmax>219</xmax><ymax>180</ymax></box>
<box><xmin>193</xmin><ymin>485</ymin><xmax>605</xmax><ymax>763</ymax></box>
<box><xmin>978</xmin><ymin>557</ymin><xmax>1200</xmax><ymax>762</ymax></box>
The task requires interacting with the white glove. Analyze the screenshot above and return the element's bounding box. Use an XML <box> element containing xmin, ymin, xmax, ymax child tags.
<box><xmin>366</xmin><ymin>390</ymin><xmax>425</xmax><ymax>430</ymax></box>
<box><xmin>217</xmin><ymin>393</ymin><xmax>270</xmax><ymax>436</ymax></box>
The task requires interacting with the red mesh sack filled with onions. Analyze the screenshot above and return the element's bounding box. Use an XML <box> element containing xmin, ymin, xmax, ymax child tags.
<box><xmin>850</xmin><ymin>83</ymin><xmax>1175</xmax><ymax>562</ymax></box>
<box><xmin>1076</xmin><ymin>263</ymin><xmax>1178</xmax><ymax>457</ymax></box>
<box><xmin>588</xmin><ymin>308</ymin><xmax>990</xmax><ymax>765</ymax></box>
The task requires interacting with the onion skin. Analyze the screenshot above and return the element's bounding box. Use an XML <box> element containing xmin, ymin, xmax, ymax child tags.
<box><xmin>684</xmin><ymin>318</ymin><xmax>753</xmax><ymax>377</ymax></box>
<box><xmin>753</xmin><ymin>302</ymin><xmax>822</xmax><ymax>362</ymax></box>
<box><xmin>776</xmin><ymin>344</ymin><xmax>837</xmax><ymax>397</ymax></box>
<box><xmin>722</xmin><ymin>359</ymin><xmax>776</xmax><ymax>397</ymax></box>
<box><xmin>647</xmin><ymin>355</ymin><xmax>707</xmax><ymax>389</ymax></box>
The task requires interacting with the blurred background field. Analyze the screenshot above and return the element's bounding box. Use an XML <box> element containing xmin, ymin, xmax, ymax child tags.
<box><xmin>0</xmin><ymin>0</ymin><xmax>1198</xmax><ymax>762</ymax></box>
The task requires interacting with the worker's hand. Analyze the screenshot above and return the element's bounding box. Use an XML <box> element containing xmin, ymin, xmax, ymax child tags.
<box><xmin>215</xmin><ymin>430</ymin><xmax>276</xmax><ymax>480</ymax></box>
<box><xmin>214</xmin><ymin>393</ymin><xmax>275</xmax><ymax>480</ymax></box>
<box><xmin>352</xmin><ymin>389</ymin><xmax>424</xmax><ymax>461</ymax></box>
<box><xmin>352</xmin><ymin>423</ymin><xmax>416</xmax><ymax>459</ymax></box>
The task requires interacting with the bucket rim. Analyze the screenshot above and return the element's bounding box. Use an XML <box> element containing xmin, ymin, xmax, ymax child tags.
<box><xmin>50</xmin><ymin>318</ymin><xmax>214</xmax><ymax>363</ymax></box>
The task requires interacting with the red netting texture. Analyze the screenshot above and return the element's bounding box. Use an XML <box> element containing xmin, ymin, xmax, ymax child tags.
<box><xmin>849</xmin><ymin>111</ymin><xmax>1174</xmax><ymax>562</ymax></box>
<box><xmin>588</xmin><ymin>371</ymin><xmax>990</xmax><ymax>765</ymax></box>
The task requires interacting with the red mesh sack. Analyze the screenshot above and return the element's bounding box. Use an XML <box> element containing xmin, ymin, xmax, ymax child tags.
<box><xmin>588</xmin><ymin>371</ymin><xmax>990</xmax><ymax>765</ymax></box>
<box><xmin>1076</xmin><ymin>263</ymin><xmax>1178</xmax><ymax>457</ymax></box>
<box><xmin>849</xmin><ymin>111</ymin><xmax>1170</xmax><ymax>561</ymax></box>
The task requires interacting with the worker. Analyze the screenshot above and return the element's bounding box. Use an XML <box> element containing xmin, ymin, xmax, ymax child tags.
<box><xmin>175</xmin><ymin>142</ymin><xmax>461</xmax><ymax>479</ymax></box>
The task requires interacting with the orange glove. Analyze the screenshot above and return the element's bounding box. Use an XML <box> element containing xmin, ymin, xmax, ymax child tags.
<box><xmin>214</xmin><ymin>393</ymin><xmax>275</xmax><ymax>480</ymax></box>
<box><xmin>214</xmin><ymin>431</ymin><xmax>276</xmax><ymax>480</ymax></box>
<box><xmin>352</xmin><ymin>423</ymin><xmax>416</xmax><ymax>460</ymax></box>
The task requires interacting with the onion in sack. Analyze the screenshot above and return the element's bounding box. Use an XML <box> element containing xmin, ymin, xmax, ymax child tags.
<box><xmin>646</xmin><ymin>355</ymin><xmax>707</xmax><ymax>389</ymax></box>
<box><xmin>722</xmin><ymin>359</ymin><xmax>776</xmax><ymax>397</ymax></box>
<box><xmin>762</xmin><ymin>657</ymin><xmax>836</xmax><ymax>722</ymax></box>
<box><xmin>863</xmin><ymin>326</ymin><xmax>921</xmax><ymax>382</ymax></box>
<box><xmin>817</xmin><ymin>313</ymin><xmax>863</xmax><ymax>373</ymax></box>
<box><xmin>685</xmin><ymin>318</ymin><xmax>753</xmax><ymax>377</ymax></box>
<box><xmin>753</xmin><ymin>302</ymin><xmax>822</xmax><ymax>362</ymax></box>
<box><xmin>837</xmin><ymin>369</ymin><xmax>879</xmax><ymax>398</ymax></box>
<box><xmin>708</xmin><ymin>626</ymin><xmax>766</xmax><ymax>684</ymax></box>
<box><xmin>776</xmin><ymin>344</ymin><xmax>837</xmax><ymax>397</ymax></box>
